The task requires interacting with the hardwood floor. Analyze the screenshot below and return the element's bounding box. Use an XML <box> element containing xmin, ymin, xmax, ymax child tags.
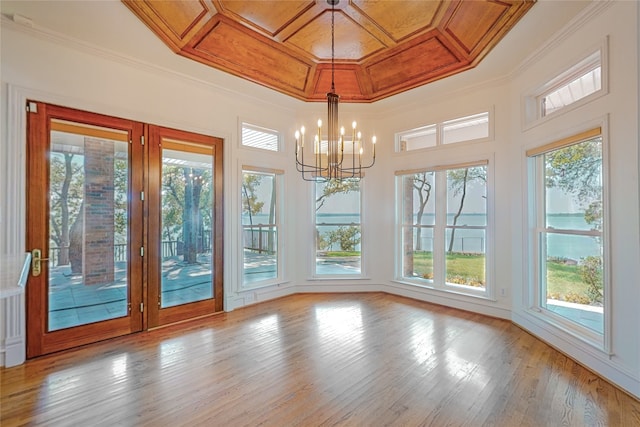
<box><xmin>2</xmin><ymin>293</ymin><xmax>639</xmax><ymax>426</ymax></box>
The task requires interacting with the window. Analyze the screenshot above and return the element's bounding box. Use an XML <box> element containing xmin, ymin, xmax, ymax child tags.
<box><xmin>241</xmin><ymin>122</ymin><xmax>280</xmax><ymax>151</ymax></box>
<box><xmin>396</xmin><ymin>111</ymin><xmax>490</xmax><ymax>152</ymax></box>
<box><xmin>442</xmin><ymin>113</ymin><xmax>489</xmax><ymax>145</ymax></box>
<box><xmin>314</xmin><ymin>179</ymin><xmax>361</xmax><ymax>276</ymax></box>
<box><xmin>527</xmin><ymin>128</ymin><xmax>605</xmax><ymax>341</ymax></box>
<box><xmin>397</xmin><ymin>161</ymin><xmax>489</xmax><ymax>297</ymax></box>
<box><xmin>241</xmin><ymin>167</ymin><xmax>283</xmax><ymax>287</ymax></box>
<box><xmin>523</xmin><ymin>42</ymin><xmax>607</xmax><ymax>128</ymax></box>
<box><xmin>539</xmin><ymin>51</ymin><xmax>602</xmax><ymax>118</ymax></box>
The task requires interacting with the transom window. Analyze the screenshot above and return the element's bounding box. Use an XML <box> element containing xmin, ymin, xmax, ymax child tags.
<box><xmin>241</xmin><ymin>122</ymin><xmax>280</xmax><ymax>152</ymax></box>
<box><xmin>538</xmin><ymin>51</ymin><xmax>602</xmax><ymax>118</ymax></box>
<box><xmin>396</xmin><ymin>111</ymin><xmax>490</xmax><ymax>152</ymax></box>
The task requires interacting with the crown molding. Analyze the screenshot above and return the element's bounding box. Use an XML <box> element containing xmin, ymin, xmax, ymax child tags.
<box><xmin>511</xmin><ymin>0</ymin><xmax>614</xmax><ymax>79</ymax></box>
<box><xmin>0</xmin><ymin>14</ymin><xmax>300</xmax><ymax>113</ymax></box>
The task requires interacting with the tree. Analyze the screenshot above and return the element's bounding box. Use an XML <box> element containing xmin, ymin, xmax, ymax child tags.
<box><xmin>447</xmin><ymin>167</ymin><xmax>486</xmax><ymax>253</ymax></box>
<box><xmin>162</xmin><ymin>165</ymin><xmax>186</xmax><ymax>255</ymax></box>
<box><xmin>579</xmin><ymin>255</ymin><xmax>603</xmax><ymax>304</ymax></box>
<box><xmin>113</xmin><ymin>156</ymin><xmax>128</xmax><ymax>244</ymax></box>
<box><xmin>315</xmin><ymin>179</ymin><xmax>359</xmax><ymax>211</ymax></box>
<box><xmin>242</xmin><ymin>173</ymin><xmax>265</xmax><ymax>251</ymax></box>
<box><xmin>413</xmin><ymin>173</ymin><xmax>433</xmax><ymax>251</ymax></box>
<box><xmin>49</xmin><ymin>153</ymin><xmax>83</xmax><ymax>266</ymax></box>
<box><xmin>402</xmin><ymin>173</ymin><xmax>433</xmax><ymax>276</ymax></box>
<box><xmin>182</xmin><ymin>167</ymin><xmax>204</xmax><ymax>264</ymax></box>
<box><xmin>325</xmin><ymin>226</ymin><xmax>360</xmax><ymax>251</ymax></box>
<box><xmin>545</xmin><ymin>138</ymin><xmax>602</xmax><ymax>229</ymax></box>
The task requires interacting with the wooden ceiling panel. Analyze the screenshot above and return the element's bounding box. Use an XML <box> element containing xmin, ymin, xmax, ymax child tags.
<box><xmin>311</xmin><ymin>65</ymin><xmax>366</xmax><ymax>101</ymax></box>
<box><xmin>123</xmin><ymin>0</ymin><xmax>216</xmax><ymax>48</ymax></box>
<box><xmin>189</xmin><ymin>18</ymin><xmax>312</xmax><ymax>93</ymax></box>
<box><xmin>287</xmin><ymin>11</ymin><xmax>385</xmax><ymax>61</ymax></box>
<box><xmin>351</xmin><ymin>0</ymin><xmax>443</xmax><ymax>42</ymax></box>
<box><xmin>123</xmin><ymin>0</ymin><xmax>536</xmax><ymax>102</ymax></box>
<box><xmin>366</xmin><ymin>36</ymin><xmax>461</xmax><ymax>93</ymax></box>
<box><xmin>217</xmin><ymin>0</ymin><xmax>314</xmax><ymax>37</ymax></box>
<box><xmin>443</xmin><ymin>0</ymin><xmax>511</xmax><ymax>55</ymax></box>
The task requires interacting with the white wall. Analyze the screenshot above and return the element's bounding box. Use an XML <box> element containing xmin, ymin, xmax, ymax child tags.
<box><xmin>1</xmin><ymin>0</ymin><xmax>638</xmax><ymax>399</ymax></box>
<box><xmin>508</xmin><ymin>1</ymin><xmax>640</xmax><ymax>398</ymax></box>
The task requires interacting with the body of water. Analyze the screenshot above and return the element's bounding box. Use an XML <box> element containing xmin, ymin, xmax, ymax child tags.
<box><xmin>243</xmin><ymin>213</ymin><xmax>600</xmax><ymax>261</ymax></box>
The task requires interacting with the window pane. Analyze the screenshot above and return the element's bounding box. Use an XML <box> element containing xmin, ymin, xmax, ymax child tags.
<box><xmin>542</xmin><ymin>60</ymin><xmax>602</xmax><ymax>117</ymax></box>
<box><xmin>48</xmin><ymin>128</ymin><xmax>129</xmax><ymax>330</ymax></box>
<box><xmin>442</xmin><ymin>112</ymin><xmax>489</xmax><ymax>145</ymax></box>
<box><xmin>397</xmin><ymin>124</ymin><xmax>436</xmax><ymax>152</ymax></box>
<box><xmin>402</xmin><ymin>226</ymin><xmax>433</xmax><ymax>281</ymax></box>
<box><xmin>402</xmin><ymin>172</ymin><xmax>435</xmax><ymax>225</ymax></box>
<box><xmin>446</xmin><ymin>166</ymin><xmax>487</xmax><ymax>226</ymax></box>
<box><xmin>542</xmin><ymin>233</ymin><xmax>603</xmax><ymax>334</ymax></box>
<box><xmin>445</xmin><ymin>228</ymin><xmax>486</xmax><ymax>289</ymax></box>
<box><xmin>536</xmin><ymin>133</ymin><xmax>604</xmax><ymax>336</ymax></box>
<box><xmin>544</xmin><ymin>137</ymin><xmax>603</xmax><ymax>231</ymax></box>
<box><xmin>315</xmin><ymin>179</ymin><xmax>361</xmax><ymax>275</ymax></box>
<box><xmin>161</xmin><ymin>148</ymin><xmax>214</xmax><ymax>308</ymax></box>
<box><xmin>242</xmin><ymin>172</ymin><xmax>278</xmax><ymax>285</ymax></box>
<box><xmin>242</xmin><ymin>123</ymin><xmax>279</xmax><ymax>151</ymax></box>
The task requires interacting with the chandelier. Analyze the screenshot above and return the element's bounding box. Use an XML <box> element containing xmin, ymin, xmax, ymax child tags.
<box><xmin>295</xmin><ymin>0</ymin><xmax>376</xmax><ymax>181</ymax></box>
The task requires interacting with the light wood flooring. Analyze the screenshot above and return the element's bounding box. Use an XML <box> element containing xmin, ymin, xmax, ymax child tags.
<box><xmin>2</xmin><ymin>293</ymin><xmax>639</xmax><ymax>426</ymax></box>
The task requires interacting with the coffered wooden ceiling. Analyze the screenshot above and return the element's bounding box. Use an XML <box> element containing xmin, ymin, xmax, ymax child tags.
<box><xmin>123</xmin><ymin>0</ymin><xmax>535</xmax><ymax>102</ymax></box>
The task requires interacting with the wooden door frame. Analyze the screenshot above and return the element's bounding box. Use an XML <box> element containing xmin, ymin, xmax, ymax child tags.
<box><xmin>25</xmin><ymin>101</ymin><xmax>145</xmax><ymax>357</ymax></box>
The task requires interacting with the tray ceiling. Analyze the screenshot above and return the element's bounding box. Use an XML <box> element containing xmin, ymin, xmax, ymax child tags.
<box><xmin>123</xmin><ymin>0</ymin><xmax>535</xmax><ymax>102</ymax></box>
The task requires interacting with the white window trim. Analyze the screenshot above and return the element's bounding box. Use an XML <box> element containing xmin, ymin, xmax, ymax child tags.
<box><xmin>524</xmin><ymin>120</ymin><xmax>611</xmax><ymax>353</ymax></box>
<box><xmin>394</xmin><ymin>158</ymin><xmax>494</xmax><ymax>300</ymax></box>
<box><xmin>521</xmin><ymin>37</ymin><xmax>609</xmax><ymax>131</ymax></box>
<box><xmin>240</xmin><ymin>166</ymin><xmax>285</xmax><ymax>290</ymax></box>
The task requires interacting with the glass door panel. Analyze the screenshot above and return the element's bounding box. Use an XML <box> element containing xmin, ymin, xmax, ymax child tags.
<box><xmin>161</xmin><ymin>144</ymin><xmax>214</xmax><ymax>308</ymax></box>
<box><xmin>48</xmin><ymin>120</ymin><xmax>130</xmax><ymax>330</ymax></box>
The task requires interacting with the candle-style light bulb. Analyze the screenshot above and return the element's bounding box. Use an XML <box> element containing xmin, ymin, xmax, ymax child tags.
<box><xmin>340</xmin><ymin>126</ymin><xmax>345</xmax><ymax>135</ymax></box>
<box><xmin>352</xmin><ymin>121</ymin><xmax>357</xmax><ymax>129</ymax></box>
<box><xmin>300</xmin><ymin>126</ymin><xmax>305</xmax><ymax>147</ymax></box>
<box><xmin>317</xmin><ymin>119</ymin><xmax>322</xmax><ymax>128</ymax></box>
<box><xmin>357</xmin><ymin>131</ymin><xmax>362</xmax><ymax>140</ymax></box>
<box><xmin>295</xmin><ymin>130</ymin><xmax>300</xmax><ymax>140</ymax></box>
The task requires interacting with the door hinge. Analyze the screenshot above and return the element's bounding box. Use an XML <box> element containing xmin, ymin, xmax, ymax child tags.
<box><xmin>141</xmin><ymin>136</ymin><xmax>145</xmax><ymax>145</ymax></box>
<box><xmin>140</xmin><ymin>247</ymin><xmax>144</xmax><ymax>257</ymax></box>
<box><xmin>26</xmin><ymin>101</ymin><xmax>38</xmax><ymax>113</ymax></box>
<box><xmin>140</xmin><ymin>191</ymin><xmax>144</xmax><ymax>201</ymax></box>
<box><xmin>140</xmin><ymin>302</ymin><xmax>144</xmax><ymax>312</ymax></box>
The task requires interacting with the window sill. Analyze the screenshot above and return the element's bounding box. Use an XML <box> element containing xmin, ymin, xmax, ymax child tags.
<box><xmin>391</xmin><ymin>279</ymin><xmax>493</xmax><ymax>302</ymax></box>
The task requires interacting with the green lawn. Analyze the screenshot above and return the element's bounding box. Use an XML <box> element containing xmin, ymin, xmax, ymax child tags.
<box><xmin>324</xmin><ymin>250</ymin><xmax>592</xmax><ymax>303</ymax></box>
<box><xmin>406</xmin><ymin>251</ymin><xmax>590</xmax><ymax>301</ymax></box>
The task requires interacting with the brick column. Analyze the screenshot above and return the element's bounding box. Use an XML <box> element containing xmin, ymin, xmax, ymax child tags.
<box><xmin>83</xmin><ymin>138</ymin><xmax>115</xmax><ymax>285</ymax></box>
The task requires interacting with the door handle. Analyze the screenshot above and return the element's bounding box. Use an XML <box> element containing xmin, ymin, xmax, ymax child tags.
<box><xmin>31</xmin><ymin>249</ymin><xmax>49</xmax><ymax>277</ymax></box>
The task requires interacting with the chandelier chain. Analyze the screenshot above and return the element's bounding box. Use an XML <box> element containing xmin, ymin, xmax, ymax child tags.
<box><xmin>331</xmin><ymin>3</ymin><xmax>335</xmax><ymax>93</ymax></box>
<box><xmin>293</xmin><ymin>0</ymin><xmax>376</xmax><ymax>181</ymax></box>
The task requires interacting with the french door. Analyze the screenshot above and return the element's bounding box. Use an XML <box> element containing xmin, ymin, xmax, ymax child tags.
<box><xmin>25</xmin><ymin>102</ymin><xmax>223</xmax><ymax>358</ymax></box>
<box><xmin>146</xmin><ymin>125</ymin><xmax>223</xmax><ymax>327</ymax></box>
